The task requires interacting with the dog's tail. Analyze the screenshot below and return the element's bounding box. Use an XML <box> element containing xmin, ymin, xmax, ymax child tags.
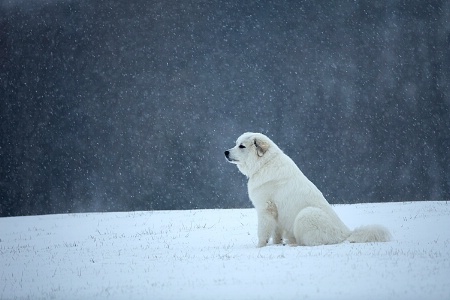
<box><xmin>347</xmin><ymin>225</ymin><xmax>391</xmax><ymax>243</ymax></box>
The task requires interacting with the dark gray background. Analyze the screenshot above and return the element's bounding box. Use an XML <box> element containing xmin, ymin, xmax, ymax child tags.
<box><xmin>1</xmin><ymin>0</ymin><xmax>449</xmax><ymax>216</ymax></box>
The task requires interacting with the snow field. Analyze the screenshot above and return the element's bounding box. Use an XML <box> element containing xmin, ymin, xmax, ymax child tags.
<box><xmin>1</xmin><ymin>201</ymin><xmax>449</xmax><ymax>299</ymax></box>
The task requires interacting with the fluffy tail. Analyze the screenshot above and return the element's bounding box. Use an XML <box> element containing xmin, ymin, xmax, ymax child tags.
<box><xmin>347</xmin><ymin>225</ymin><xmax>391</xmax><ymax>243</ymax></box>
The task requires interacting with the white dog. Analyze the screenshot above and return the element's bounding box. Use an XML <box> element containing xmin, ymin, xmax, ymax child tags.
<box><xmin>225</xmin><ymin>132</ymin><xmax>391</xmax><ymax>247</ymax></box>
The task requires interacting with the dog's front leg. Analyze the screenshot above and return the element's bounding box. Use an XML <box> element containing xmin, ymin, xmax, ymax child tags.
<box><xmin>257</xmin><ymin>210</ymin><xmax>277</xmax><ymax>247</ymax></box>
<box><xmin>272</xmin><ymin>225</ymin><xmax>283</xmax><ymax>244</ymax></box>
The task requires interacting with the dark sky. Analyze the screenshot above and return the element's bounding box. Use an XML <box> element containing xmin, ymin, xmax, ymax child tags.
<box><xmin>1</xmin><ymin>0</ymin><xmax>449</xmax><ymax>216</ymax></box>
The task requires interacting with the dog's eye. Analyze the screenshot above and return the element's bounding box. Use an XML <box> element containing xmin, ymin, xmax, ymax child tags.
<box><xmin>239</xmin><ymin>145</ymin><xmax>246</xmax><ymax>149</ymax></box>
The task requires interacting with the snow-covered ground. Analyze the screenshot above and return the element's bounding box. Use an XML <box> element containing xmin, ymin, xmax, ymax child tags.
<box><xmin>1</xmin><ymin>201</ymin><xmax>449</xmax><ymax>300</ymax></box>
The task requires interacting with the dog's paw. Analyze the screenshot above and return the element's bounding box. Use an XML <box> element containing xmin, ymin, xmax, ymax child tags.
<box><xmin>257</xmin><ymin>240</ymin><xmax>268</xmax><ymax>248</ymax></box>
<box><xmin>273</xmin><ymin>238</ymin><xmax>283</xmax><ymax>245</ymax></box>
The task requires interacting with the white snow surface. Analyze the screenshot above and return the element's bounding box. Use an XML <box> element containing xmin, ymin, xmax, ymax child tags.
<box><xmin>1</xmin><ymin>201</ymin><xmax>449</xmax><ymax>300</ymax></box>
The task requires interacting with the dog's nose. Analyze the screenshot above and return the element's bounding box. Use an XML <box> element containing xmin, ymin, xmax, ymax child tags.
<box><xmin>224</xmin><ymin>150</ymin><xmax>229</xmax><ymax>157</ymax></box>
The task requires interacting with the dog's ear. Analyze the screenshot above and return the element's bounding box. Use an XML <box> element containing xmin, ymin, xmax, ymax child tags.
<box><xmin>254</xmin><ymin>138</ymin><xmax>269</xmax><ymax>157</ymax></box>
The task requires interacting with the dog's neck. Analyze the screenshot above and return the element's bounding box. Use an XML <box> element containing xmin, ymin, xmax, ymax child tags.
<box><xmin>245</xmin><ymin>151</ymin><xmax>279</xmax><ymax>179</ymax></box>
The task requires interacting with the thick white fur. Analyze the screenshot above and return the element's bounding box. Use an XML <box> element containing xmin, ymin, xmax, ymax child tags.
<box><xmin>225</xmin><ymin>132</ymin><xmax>391</xmax><ymax>247</ymax></box>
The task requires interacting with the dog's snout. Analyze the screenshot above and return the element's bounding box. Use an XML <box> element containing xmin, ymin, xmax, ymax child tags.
<box><xmin>225</xmin><ymin>149</ymin><xmax>236</xmax><ymax>163</ymax></box>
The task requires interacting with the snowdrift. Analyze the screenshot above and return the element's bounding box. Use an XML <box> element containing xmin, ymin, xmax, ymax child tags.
<box><xmin>1</xmin><ymin>201</ymin><xmax>449</xmax><ymax>299</ymax></box>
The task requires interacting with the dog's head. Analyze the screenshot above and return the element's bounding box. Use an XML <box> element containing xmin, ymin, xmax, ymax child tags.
<box><xmin>224</xmin><ymin>132</ymin><xmax>277</xmax><ymax>177</ymax></box>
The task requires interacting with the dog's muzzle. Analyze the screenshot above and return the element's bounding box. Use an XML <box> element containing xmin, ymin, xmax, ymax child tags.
<box><xmin>224</xmin><ymin>150</ymin><xmax>239</xmax><ymax>164</ymax></box>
